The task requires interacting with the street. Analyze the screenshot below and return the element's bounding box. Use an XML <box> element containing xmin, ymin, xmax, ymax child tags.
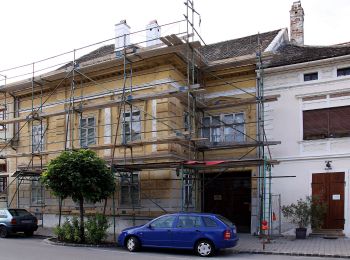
<box><xmin>0</xmin><ymin>236</ymin><xmax>340</xmax><ymax>260</ymax></box>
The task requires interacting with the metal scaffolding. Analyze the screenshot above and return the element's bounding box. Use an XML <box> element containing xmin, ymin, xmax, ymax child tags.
<box><xmin>0</xmin><ymin>0</ymin><xmax>280</xmax><ymax>236</ymax></box>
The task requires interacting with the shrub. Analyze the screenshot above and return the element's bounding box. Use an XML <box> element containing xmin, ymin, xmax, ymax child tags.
<box><xmin>85</xmin><ymin>214</ymin><xmax>110</xmax><ymax>244</ymax></box>
<box><xmin>282</xmin><ymin>196</ymin><xmax>327</xmax><ymax>229</ymax></box>
<box><xmin>55</xmin><ymin>217</ymin><xmax>81</xmax><ymax>243</ymax></box>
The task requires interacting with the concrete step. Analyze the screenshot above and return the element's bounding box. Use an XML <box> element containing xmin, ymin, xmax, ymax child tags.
<box><xmin>310</xmin><ymin>229</ymin><xmax>344</xmax><ymax>238</ymax></box>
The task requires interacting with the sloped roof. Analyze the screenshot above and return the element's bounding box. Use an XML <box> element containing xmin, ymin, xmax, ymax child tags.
<box><xmin>199</xmin><ymin>29</ymin><xmax>281</xmax><ymax>62</ymax></box>
<box><xmin>267</xmin><ymin>44</ymin><xmax>350</xmax><ymax>68</ymax></box>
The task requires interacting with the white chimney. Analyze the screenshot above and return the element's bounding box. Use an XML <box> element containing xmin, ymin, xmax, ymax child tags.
<box><xmin>115</xmin><ymin>20</ymin><xmax>130</xmax><ymax>51</ymax></box>
<box><xmin>290</xmin><ymin>1</ymin><xmax>304</xmax><ymax>46</ymax></box>
<box><xmin>146</xmin><ymin>20</ymin><xmax>161</xmax><ymax>47</ymax></box>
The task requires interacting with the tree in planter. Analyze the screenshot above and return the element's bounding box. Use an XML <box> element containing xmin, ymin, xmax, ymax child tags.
<box><xmin>282</xmin><ymin>196</ymin><xmax>327</xmax><ymax>238</ymax></box>
<box><xmin>41</xmin><ymin>149</ymin><xmax>115</xmax><ymax>242</ymax></box>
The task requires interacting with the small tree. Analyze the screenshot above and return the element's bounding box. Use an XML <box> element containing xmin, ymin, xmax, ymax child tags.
<box><xmin>41</xmin><ymin>149</ymin><xmax>115</xmax><ymax>242</ymax></box>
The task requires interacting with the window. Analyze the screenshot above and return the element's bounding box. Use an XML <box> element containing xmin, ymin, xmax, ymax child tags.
<box><xmin>183</xmin><ymin>112</ymin><xmax>190</xmax><ymax>131</ymax></box>
<box><xmin>337</xmin><ymin>67</ymin><xmax>350</xmax><ymax>77</ymax></box>
<box><xmin>183</xmin><ymin>173</ymin><xmax>193</xmax><ymax>207</ymax></box>
<box><xmin>202</xmin><ymin>217</ymin><xmax>218</xmax><ymax>227</ymax></box>
<box><xmin>202</xmin><ymin>113</ymin><xmax>245</xmax><ymax>142</ymax></box>
<box><xmin>123</xmin><ymin>111</ymin><xmax>141</xmax><ymax>142</ymax></box>
<box><xmin>303</xmin><ymin>106</ymin><xmax>350</xmax><ymax>140</ymax></box>
<box><xmin>0</xmin><ymin>110</ymin><xmax>5</xmax><ymax>130</ymax></box>
<box><xmin>31</xmin><ymin>180</ymin><xmax>44</xmax><ymax>206</ymax></box>
<box><xmin>177</xmin><ymin>216</ymin><xmax>202</xmax><ymax>228</ymax></box>
<box><xmin>32</xmin><ymin>124</ymin><xmax>45</xmax><ymax>152</ymax></box>
<box><xmin>150</xmin><ymin>215</ymin><xmax>176</xmax><ymax>228</ymax></box>
<box><xmin>0</xmin><ymin>177</ymin><xmax>7</xmax><ymax>193</ymax></box>
<box><xmin>304</xmin><ymin>72</ymin><xmax>318</xmax><ymax>81</ymax></box>
<box><xmin>80</xmin><ymin>117</ymin><xmax>96</xmax><ymax>147</ymax></box>
<box><xmin>120</xmin><ymin>172</ymin><xmax>140</xmax><ymax>206</ymax></box>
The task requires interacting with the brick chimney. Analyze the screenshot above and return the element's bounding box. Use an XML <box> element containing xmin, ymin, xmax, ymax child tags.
<box><xmin>290</xmin><ymin>1</ymin><xmax>304</xmax><ymax>45</ymax></box>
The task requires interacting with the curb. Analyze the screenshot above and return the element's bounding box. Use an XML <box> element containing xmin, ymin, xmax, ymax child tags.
<box><xmin>44</xmin><ymin>238</ymin><xmax>118</xmax><ymax>248</ymax></box>
<box><xmin>236</xmin><ymin>250</ymin><xmax>350</xmax><ymax>258</ymax></box>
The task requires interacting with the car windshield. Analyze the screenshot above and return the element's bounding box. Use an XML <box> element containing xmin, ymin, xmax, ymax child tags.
<box><xmin>217</xmin><ymin>215</ymin><xmax>235</xmax><ymax>228</ymax></box>
<box><xmin>8</xmin><ymin>209</ymin><xmax>32</xmax><ymax>217</ymax></box>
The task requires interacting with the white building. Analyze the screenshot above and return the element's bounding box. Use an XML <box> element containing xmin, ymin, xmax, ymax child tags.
<box><xmin>265</xmin><ymin>42</ymin><xmax>350</xmax><ymax>236</ymax></box>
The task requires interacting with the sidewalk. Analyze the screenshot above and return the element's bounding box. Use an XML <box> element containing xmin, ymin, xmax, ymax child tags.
<box><xmin>234</xmin><ymin>233</ymin><xmax>350</xmax><ymax>258</ymax></box>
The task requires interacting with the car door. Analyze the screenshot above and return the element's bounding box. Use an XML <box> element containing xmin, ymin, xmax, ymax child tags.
<box><xmin>172</xmin><ymin>215</ymin><xmax>203</xmax><ymax>248</ymax></box>
<box><xmin>140</xmin><ymin>215</ymin><xmax>177</xmax><ymax>248</ymax></box>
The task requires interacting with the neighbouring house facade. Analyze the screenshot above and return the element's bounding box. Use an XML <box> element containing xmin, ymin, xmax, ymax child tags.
<box><xmin>264</xmin><ymin>1</ymin><xmax>350</xmax><ymax>236</ymax></box>
<box><xmin>0</xmin><ymin>17</ymin><xmax>285</xmax><ymax>234</ymax></box>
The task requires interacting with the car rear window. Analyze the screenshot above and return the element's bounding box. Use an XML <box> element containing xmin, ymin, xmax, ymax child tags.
<box><xmin>217</xmin><ymin>215</ymin><xmax>235</xmax><ymax>228</ymax></box>
<box><xmin>8</xmin><ymin>209</ymin><xmax>32</xmax><ymax>217</ymax></box>
<box><xmin>202</xmin><ymin>217</ymin><xmax>218</xmax><ymax>227</ymax></box>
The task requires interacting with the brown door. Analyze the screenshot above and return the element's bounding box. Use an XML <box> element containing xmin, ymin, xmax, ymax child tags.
<box><xmin>312</xmin><ymin>172</ymin><xmax>345</xmax><ymax>229</ymax></box>
<box><xmin>204</xmin><ymin>172</ymin><xmax>251</xmax><ymax>233</ymax></box>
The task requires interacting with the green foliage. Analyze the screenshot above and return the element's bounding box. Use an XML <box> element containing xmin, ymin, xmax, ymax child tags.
<box><xmin>71</xmin><ymin>217</ymin><xmax>81</xmax><ymax>243</ymax></box>
<box><xmin>41</xmin><ymin>149</ymin><xmax>115</xmax><ymax>202</ymax></box>
<box><xmin>41</xmin><ymin>149</ymin><xmax>115</xmax><ymax>241</ymax></box>
<box><xmin>54</xmin><ymin>215</ymin><xmax>109</xmax><ymax>244</ymax></box>
<box><xmin>54</xmin><ymin>218</ymin><xmax>80</xmax><ymax>243</ymax></box>
<box><xmin>282</xmin><ymin>196</ymin><xmax>327</xmax><ymax>229</ymax></box>
<box><xmin>311</xmin><ymin>196</ymin><xmax>328</xmax><ymax>229</ymax></box>
<box><xmin>85</xmin><ymin>214</ymin><xmax>110</xmax><ymax>244</ymax></box>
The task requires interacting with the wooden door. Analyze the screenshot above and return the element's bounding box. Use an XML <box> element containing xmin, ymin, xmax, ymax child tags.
<box><xmin>312</xmin><ymin>172</ymin><xmax>345</xmax><ymax>229</ymax></box>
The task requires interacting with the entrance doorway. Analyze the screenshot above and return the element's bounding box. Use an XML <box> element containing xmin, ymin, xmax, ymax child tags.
<box><xmin>312</xmin><ymin>172</ymin><xmax>345</xmax><ymax>229</ymax></box>
<box><xmin>203</xmin><ymin>171</ymin><xmax>251</xmax><ymax>233</ymax></box>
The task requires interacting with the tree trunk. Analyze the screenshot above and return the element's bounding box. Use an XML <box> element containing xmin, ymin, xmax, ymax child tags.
<box><xmin>79</xmin><ymin>198</ymin><xmax>85</xmax><ymax>243</ymax></box>
<box><xmin>103</xmin><ymin>198</ymin><xmax>107</xmax><ymax>216</ymax></box>
<box><xmin>58</xmin><ymin>197</ymin><xmax>62</xmax><ymax>227</ymax></box>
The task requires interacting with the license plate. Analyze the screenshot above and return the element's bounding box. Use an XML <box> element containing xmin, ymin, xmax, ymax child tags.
<box><xmin>21</xmin><ymin>220</ymin><xmax>32</xmax><ymax>223</ymax></box>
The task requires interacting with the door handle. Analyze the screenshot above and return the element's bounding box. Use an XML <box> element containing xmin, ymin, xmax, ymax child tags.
<box><xmin>195</xmin><ymin>230</ymin><xmax>201</xmax><ymax>232</ymax></box>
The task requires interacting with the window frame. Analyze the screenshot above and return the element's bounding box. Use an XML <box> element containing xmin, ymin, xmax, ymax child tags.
<box><xmin>31</xmin><ymin>179</ymin><xmax>44</xmax><ymax>206</ymax></box>
<box><xmin>303</xmin><ymin>72</ymin><xmax>318</xmax><ymax>82</ymax></box>
<box><xmin>79</xmin><ymin>116</ymin><xmax>96</xmax><ymax>148</ymax></box>
<box><xmin>201</xmin><ymin>112</ymin><xmax>245</xmax><ymax>142</ymax></box>
<box><xmin>303</xmin><ymin>105</ymin><xmax>350</xmax><ymax>140</ymax></box>
<box><xmin>122</xmin><ymin>110</ymin><xmax>141</xmax><ymax>143</ymax></box>
<box><xmin>0</xmin><ymin>110</ymin><xmax>5</xmax><ymax>131</ymax></box>
<box><xmin>119</xmin><ymin>171</ymin><xmax>140</xmax><ymax>207</ymax></box>
<box><xmin>337</xmin><ymin>67</ymin><xmax>350</xmax><ymax>77</ymax></box>
<box><xmin>0</xmin><ymin>177</ymin><xmax>7</xmax><ymax>193</ymax></box>
<box><xmin>32</xmin><ymin>124</ymin><xmax>45</xmax><ymax>153</ymax></box>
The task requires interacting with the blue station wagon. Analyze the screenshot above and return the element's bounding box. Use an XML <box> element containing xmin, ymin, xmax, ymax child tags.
<box><xmin>118</xmin><ymin>212</ymin><xmax>239</xmax><ymax>256</ymax></box>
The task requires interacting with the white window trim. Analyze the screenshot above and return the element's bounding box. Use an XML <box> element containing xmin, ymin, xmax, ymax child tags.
<box><xmin>32</xmin><ymin>124</ymin><xmax>45</xmax><ymax>153</ymax></box>
<box><xmin>122</xmin><ymin>110</ymin><xmax>141</xmax><ymax>143</ymax></box>
<box><xmin>119</xmin><ymin>171</ymin><xmax>141</xmax><ymax>208</ymax></box>
<box><xmin>201</xmin><ymin>112</ymin><xmax>245</xmax><ymax>142</ymax></box>
<box><xmin>79</xmin><ymin>116</ymin><xmax>96</xmax><ymax>147</ymax></box>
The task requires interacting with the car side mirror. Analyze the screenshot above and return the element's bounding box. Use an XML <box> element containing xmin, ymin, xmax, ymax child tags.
<box><xmin>148</xmin><ymin>224</ymin><xmax>153</xmax><ymax>229</ymax></box>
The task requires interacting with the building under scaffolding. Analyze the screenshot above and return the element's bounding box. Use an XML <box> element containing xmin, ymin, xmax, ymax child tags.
<box><xmin>0</xmin><ymin>1</ymin><xmax>283</xmax><ymax>235</ymax></box>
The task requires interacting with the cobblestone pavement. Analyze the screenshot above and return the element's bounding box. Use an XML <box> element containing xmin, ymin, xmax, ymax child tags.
<box><xmin>235</xmin><ymin>233</ymin><xmax>350</xmax><ymax>258</ymax></box>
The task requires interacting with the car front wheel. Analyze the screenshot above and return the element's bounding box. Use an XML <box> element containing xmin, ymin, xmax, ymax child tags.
<box><xmin>0</xmin><ymin>226</ymin><xmax>8</xmax><ymax>238</ymax></box>
<box><xmin>195</xmin><ymin>240</ymin><xmax>214</xmax><ymax>257</ymax></box>
<box><xmin>126</xmin><ymin>236</ymin><xmax>140</xmax><ymax>252</ymax></box>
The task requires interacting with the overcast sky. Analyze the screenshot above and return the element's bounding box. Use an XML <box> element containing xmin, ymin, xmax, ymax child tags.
<box><xmin>1</xmin><ymin>0</ymin><xmax>349</xmax><ymax>78</ymax></box>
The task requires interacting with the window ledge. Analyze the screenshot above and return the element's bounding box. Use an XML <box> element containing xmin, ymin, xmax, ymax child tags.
<box><xmin>299</xmin><ymin>136</ymin><xmax>350</xmax><ymax>144</ymax></box>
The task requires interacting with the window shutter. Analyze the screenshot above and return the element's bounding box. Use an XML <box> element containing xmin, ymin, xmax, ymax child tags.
<box><xmin>329</xmin><ymin>106</ymin><xmax>350</xmax><ymax>138</ymax></box>
<box><xmin>303</xmin><ymin>109</ymin><xmax>328</xmax><ymax>140</ymax></box>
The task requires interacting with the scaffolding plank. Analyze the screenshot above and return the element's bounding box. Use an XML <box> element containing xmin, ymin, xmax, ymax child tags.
<box><xmin>0</xmin><ymin>86</ymin><xmax>197</xmax><ymax>125</ymax></box>
<box><xmin>198</xmin><ymin>94</ymin><xmax>280</xmax><ymax>110</ymax></box>
<box><xmin>113</xmin><ymin>158</ymin><xmax>279</xmax><ymax>170</ymax></box>
<box><xmin>196</xmin><ymin>141</ymin><xmax>281</xmax><ymax>151</ymax></box>
<box><xmin>1</xmin><ymin>136</ymin><xmax>188</xmax><ymax>158</ymax></box>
